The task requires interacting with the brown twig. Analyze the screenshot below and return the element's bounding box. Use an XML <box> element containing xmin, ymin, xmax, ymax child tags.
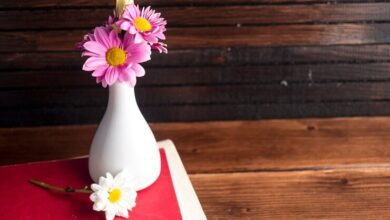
<box><xmin>29</xmin><ymin>179</ymin><xmax>93</xmax><ymax>194</ymax></box>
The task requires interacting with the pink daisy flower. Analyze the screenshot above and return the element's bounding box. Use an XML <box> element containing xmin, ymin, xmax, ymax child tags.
<box><xmin>116</xmin><ymin>4</ymin><xmax>167</xmax><ymax>44</ymax></box>
<box><xmin>82</xmin><ymin>26</ymin><xmax>151</xmax><ymax>87</ymax></box>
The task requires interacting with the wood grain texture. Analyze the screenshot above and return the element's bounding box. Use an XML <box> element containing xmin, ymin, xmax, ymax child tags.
<box><xmin>2</xmin><ymin>117</ymin><xmax>390</xmax><ymax>173</ymax></box>
<box><xmin>3</xmin><ymin>44</ymin><xmax>390</xmax><ymax>71</ymax></box>
<box><xmin>2</xmin><ymin>23</ymin><xmax>390</xmax><ymax>52</ymax></box>
<box><xmin>3</xmin><ymin>101</ymin><xmax>390</xmax><ymax>127</ymax></box>
<box><xmin>2</xmin><ymin>4</ymin><xmax>390</xmax><ymax>29</ymax></box>
<box><xmin>3</xmin><ymin>82</ymin><xmax>390</xmax><ymax>109</ymax></box>
<box><xmin>0</xmin><ymin>0</ymin><xmax>375</xmax><ymax>9</ymax></box>
<box><xmin>3</xmin><ymin>63</ymin><xmax>390</xmax><ymax>89</ymax></box>
<box><xmin>2</xmin><ymin>1</ymin><xmax>390</xmax><ymax>125</ymax></box>
<box><xmin>154</xmin><ymin>117</ymin><xmax>390</xmax><ymax>173</ymax></box>
<box><xmin>190</xmin><ymin>168</ymin><xmax>390</xmax><ymax>219</ymax></box>
<box><xmin>168</xmin><ymin>24</ymin><xmax>390</xmax><ymax>48</ymax></box>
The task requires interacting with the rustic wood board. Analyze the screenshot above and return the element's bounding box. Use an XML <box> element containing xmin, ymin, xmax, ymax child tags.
<box><xmin>3</xmin><ymin>4</ymin><xmax>390</xmax><ymax>29</ymax></box>
<box><xmin>3</xmin><ymin>45</ymin><xmax>390</xmax><ymax>71</ymax></box>
<box><xmin>190</xmin><ymin>167</ymin><xmax>390</xmax><ymax>219</ymax></box>
<box><xmin>3</xmin><ymin>24</ymin><xmax>390</xmax><ymax>52</ymax></box>
<box><xmin>2</xmin><ymin>1</ymin><xmax>390</xmax><ymax>126</ymax></box>
<box><xmin>1</xmin><ymin>117</ymin><xmax>390</xmax><ymax>172</ymax></box>
<box><xmin>0</xmin><ymin>0</ymin><xmax>382</xmax><ymax>8</ymax></box>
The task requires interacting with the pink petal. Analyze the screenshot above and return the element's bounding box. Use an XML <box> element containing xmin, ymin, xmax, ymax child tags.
<box><xmin>83</xmin><ymin>41</ymin><xmax>106</xmax><ymax>55</ymax></box>
<box><xmin>127</xmin><ymin>43</ymin><xmax>151</xmax><ymax>63</ymax></box>
<box><xmin>125</xmin><ymin>65</ymin><xmax>135</xmax><ymax>79</ymax></box>
<box><xmin>119</xmin><ymin>21</ymin><xmax>131</xmax><ymax>31</ymax></box>
<box><xmin>135</xmin><ymin>5</ymin><xmax>141</xmax><ymax>16</ymax></box>
<box><xmin>129</xmin><ymin>26</ymin><xmax>137</xmax><ymax>34</ymax></box>
<box><xmin>82</xmin><ymin>51</ymin><xmax>99</xmax><ymax>57</ymax></box>
<box><xmin>108</xmin><ymin>31</ymin><xmax>120</xmax><ymax>48</ymax></box>
<box><xmin>157</xmin><ymin>32</ymin><xmax>166</xmax><ymax>40</ymax></box>
<box><xmin>105</xmin><ymin>67</ymin><xmax>118</xmax><ymax>86</ymax></box>
<box><xmin>122</xmin><ymin>11</ymin><xmax>132</xmax><ymax>20</ymax></box>
<box><xmin>122</xmin><ymin>66</ymin><xmax>136</xmax><ymax>86</ymax></box>
<box><xmin>131</xmin><ymin>63</ymin><xmax>145</xmax><ymax>77</ymax></box>
<box><xmin>118</xmin><ymin>69</ymin><xmax>130</xmax><ymax>82</ymax></box>
<box><xmin>123</xmin><ymin>32</ymin><xmax>132</xmax><ymax>46</ymax></box>
<box><xmin>151</xmin><ymin>42</ymin><xmax>168</xmax><ymax>54</ymax></box>
<box><xmin>129</xmin><ymin>72</ymin><xmax>137</xmax><ymax>87</ymax></box>
<box><xmin>102</xmin><ymin>80</ymin><xmax>108</xmax><ymax>88</ymax></box>
<box><xmin>83</xmin><ymin>57</ymin><xmax>106</xmax><ymax>71</ymax></box>
<box><xmin>134</xmin><ymin>33</ymin><xmax>145</xmax><ymax>43</ymax></box>
<box><xmin>124</xmin><ymin>4</ymin><xmax>138</xmax><ymax>18</ymax></box>
<box><xmin>92</xmin><ymin>65</ymin><xmax>109</xmax><ymax>77</ymax></box>
<box><xmin>94</xmin><ymin>27</ymin><xmax>110</xmax><ymax>48</ymax></box>
<box><xmin>143</xmin><ymin>35</ymin><xmax>158</xmax><ymax>44</ymax></box>
<box><xmin>107</xmin><ymin>16</ymin><xmax>114</xmax><ymax>25</ymax></box>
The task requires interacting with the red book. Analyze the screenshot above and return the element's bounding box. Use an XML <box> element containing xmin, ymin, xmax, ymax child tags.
<box><xmin>0</xmin><ymin>140</ymin><xmax>205</xmax><ymax>219</ymax></box>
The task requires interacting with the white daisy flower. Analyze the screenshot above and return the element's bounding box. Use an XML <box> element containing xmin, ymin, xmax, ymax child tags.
<box><xmin>90</xmin><ymin>170</ymin><xmax>137</xmax><ymax>220</ymax></box>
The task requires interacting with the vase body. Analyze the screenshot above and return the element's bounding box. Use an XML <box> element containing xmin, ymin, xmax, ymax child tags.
<box><xmin>89</xmin><ymin>82</ymin><xmax>161</xmax><ymax>191</ymax></box>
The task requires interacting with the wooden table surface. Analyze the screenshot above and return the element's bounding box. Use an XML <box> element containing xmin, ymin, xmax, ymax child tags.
<box><xmin>2</xmin><ymin>117</ymin><xmax>390</xmax><ymax>219</ymax></box>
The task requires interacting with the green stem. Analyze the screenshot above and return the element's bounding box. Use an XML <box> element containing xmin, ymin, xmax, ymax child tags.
<box><xmin>29</xmin><ymin>179</ymin><xmax>93</xmax><ymax>194</ymax></box>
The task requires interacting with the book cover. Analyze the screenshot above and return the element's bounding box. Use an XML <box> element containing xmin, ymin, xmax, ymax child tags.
<box><xmin>0</xmin><ymin>140</ymin><xmax>206</xmax><ymax>219</ymax></box>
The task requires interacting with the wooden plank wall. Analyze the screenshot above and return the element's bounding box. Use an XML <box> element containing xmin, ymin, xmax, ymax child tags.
<box><xmin>1</xmin><ymin>0</ymin><xmax>390</xmax><ymax>126</ymax></box>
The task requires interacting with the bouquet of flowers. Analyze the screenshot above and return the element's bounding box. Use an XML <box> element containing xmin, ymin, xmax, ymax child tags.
<box><xmin>31</xmin><ymin>2</ymin><xmax>168</xmax><ymax>220</ymax></box>
<box><xmin>78</xmin><ymin>2</ymin><xmax>167</xmax><ymax>88</ymax></box>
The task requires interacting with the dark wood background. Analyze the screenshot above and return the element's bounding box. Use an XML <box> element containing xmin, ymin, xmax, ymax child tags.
<box><xmin>1</xmin><ymin>0</ymin><xmax>390</xmax><ymax>127</ymax></box>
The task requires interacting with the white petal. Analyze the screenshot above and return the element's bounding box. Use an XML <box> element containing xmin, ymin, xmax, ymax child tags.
<box><xmin>93</xmin><ymin>201</ymin><xmax>105</xmax><ymax>211</ymax></box>
<box><xmin>89</xmin><ymin>193</ymin><xmax>97</xmax><ymax>202</ymax></box>
<box><xmin>91</xmin><ymin>183</ymin><xmax>102</xmax><ymax>191</ymax></box>
<box><xmin>127</xmin><ymin>201</ymin><xmax>136</xmax><ymax>210</ymax></box>
<box><xmin>117</xmin><ymin>208</ymin><xmax>129</xmax><ymax>218</ymax></box>
<box><xmin>97</xmin><ymin>190</ymin><xmax>109</xmax><ymax>200</ymax></box>
<box><xmin>105</xmin><ymin>210</ymin><xmax>116</xmax><ymax>220</ymax></box>
<box><xmin>98</xmin><ymin>176</ymin><xmax>106</xmax><ymax>186</ymax></box>
<box><xmin>106</xmin><ymin>173</ymin><xmax>114</xmax><ymax>184</ymax></box>
<box><xmin>100</xmin><ymin>173</ymin><xmax>114</xmax><ymax>188</ymax></box>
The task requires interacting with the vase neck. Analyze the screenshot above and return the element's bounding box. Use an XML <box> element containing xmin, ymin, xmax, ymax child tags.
<box><xmin>107</xmin><ymin>82</ymin><xmax>137</xmax><ymax>111</ymax></box>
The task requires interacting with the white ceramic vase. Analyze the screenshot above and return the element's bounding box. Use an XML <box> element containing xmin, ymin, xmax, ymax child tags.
<box><xmin>88</xmin><ymin>82</ymin><xmax>161</xmax><ymax>191</ymax></box>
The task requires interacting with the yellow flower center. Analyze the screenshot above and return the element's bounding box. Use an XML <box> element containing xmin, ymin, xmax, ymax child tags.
<box><xmin>108</xmin><ymin>188</ymin><xmax>122</xmax><ymax>203</ymax></box>
<box><xmin>106</xmin><ymin>47</ymin><xmax>127</xmax><ymax>67</ymax></box>
<box><xmin>134</xmin><ymin>17</ymin><xmax>152</xmax><ymax>32</ymax></box>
